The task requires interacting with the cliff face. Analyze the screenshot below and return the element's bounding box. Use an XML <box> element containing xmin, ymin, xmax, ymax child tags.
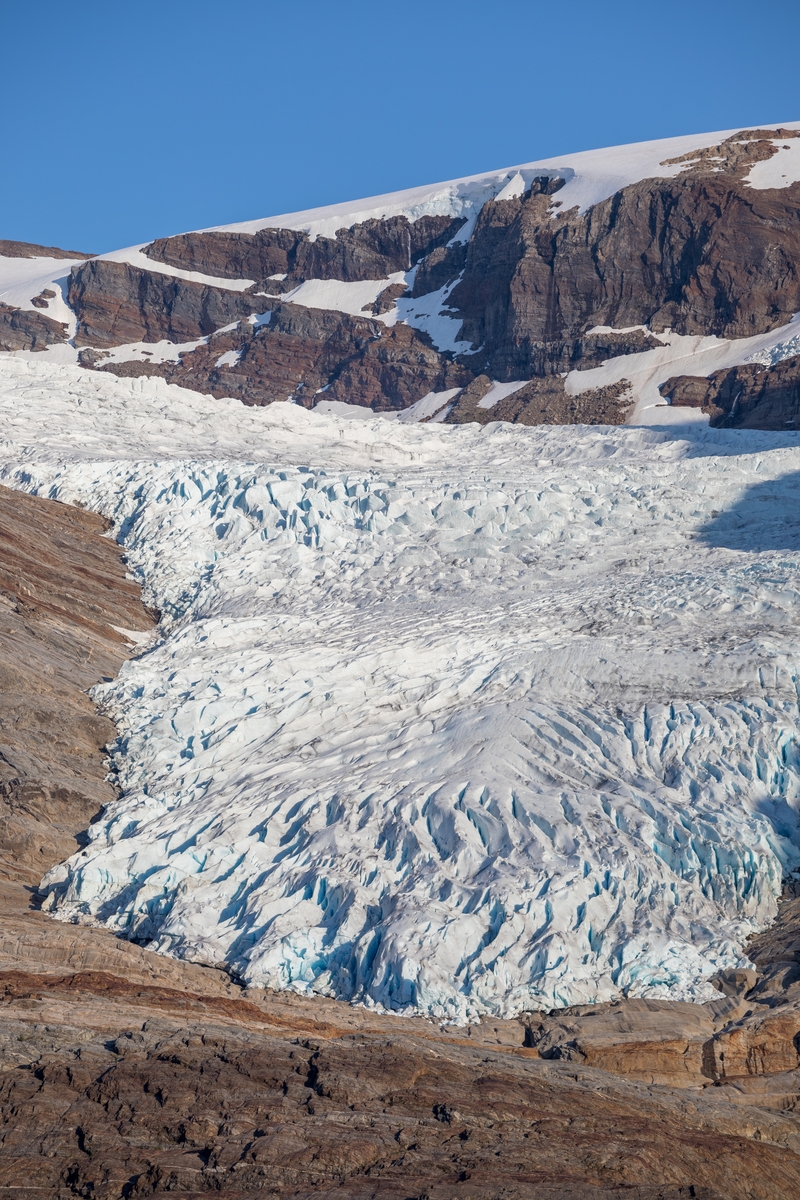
<box><xmin>5</xmin><ymin>125</ymin><xmax>800</xmax><ymax>427</ymax></box>
<box><xmin>662</xmin><ymin>355</ymin><xmax>800</xmax><ymax>429</ymax></box>
<box><xmin>145</xmin><ymin>214</ymin><xmax>465</xmax><ymax>285</ymax></box>
<box><xmin>451</xmin><ymin>169</ymin><xmax>800</xmax><ymax>376</ymax></box>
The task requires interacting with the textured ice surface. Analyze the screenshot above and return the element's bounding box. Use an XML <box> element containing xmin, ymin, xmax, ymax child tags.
<box><xmin>2</xmin><ymin>358</ymin><xmax>800</xmax><ymax>1020</ymax></box>
<box><xmin>748</xmin><ymin>333</ymin><xmax>800</xmax><ymax>368</ymax></box>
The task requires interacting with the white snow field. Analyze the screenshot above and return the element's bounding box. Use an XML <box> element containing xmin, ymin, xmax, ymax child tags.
<box><xmin>3</xmin><ymin>356</ymin><xmax>800</xmax><ymax>1021</ymax></box>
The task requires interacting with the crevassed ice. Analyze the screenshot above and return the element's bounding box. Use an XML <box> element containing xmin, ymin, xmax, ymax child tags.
<box><xmin>747</xmin><ymin>333</ymin><xmax>800</xmax><ymax>368</ymax></box>
<box><xmin>5</xmin><ymin>406</ymin><xmax>799</xmax><ymax>1022</ymax></box>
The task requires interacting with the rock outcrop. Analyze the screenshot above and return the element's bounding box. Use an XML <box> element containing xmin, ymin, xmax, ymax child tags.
<box><xmin>12</xmin><ymin>126</ymin><xmax>800</xmax><ymax>423</ymax></box>
<box><xmin>0</xmin><ymin>303</ymin><xmax>69</xmax><ymax>352</ymax></box>
<box><xmin>661</xmin><ymin>355</ymin><xmax>800</xmax><ymax>428</ymax></box>
<box><xmin>3</xmin><ymin>974</ymin><xmax>800</xmax><ymax>1200</ymax></box>
<box><xmin>445</xmin><ymin>373</ymin><xmax>635</xmax><ymax>425</ymax></box>
<box><xmin>0</xmin><ymin>239</ymin><xmax>93</xmax><ymax>260</ymax></box>
<box><xmin>450</xmin><ymin>147</ymin><xmax>800</xmax><ymax>381</ymax></box>
<box><xmin>87</xmin><ymin>304</ymin><xmax>471</xmax><ymax>412</ymax></box>
<box><xmin>144</xmin><ymin>214</ymin><xmax>466</xmax><ymax>286</ymax></box>
<box><xmin>0</xmin><ymin>484</ymin><xmax>154</xmax><ymax>885</ymax></box>
<box><xmin>68</xmin><ymin>259</ymin><xmax>268</xmax><ymax>348</ymax></box>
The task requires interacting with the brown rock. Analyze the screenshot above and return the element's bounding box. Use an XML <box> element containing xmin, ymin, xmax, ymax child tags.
<box><xmin>68</xmin><ymin>258</ymin><xmax>268</xmax><ymax>348</ymax></box>
<box><xmin>2</xmin><ymin>972</ymin><xmax>800</xmax><ymax>1198</ymax></box>
<box><xmin>0</xmin><ymin>239</ymin><xmax>93</xmax><ymax>260</ymax></box>
<box><xmin>0</xmin><ymin>485</ymin><xmax>154</xmax><ymax>884</ymax></box>
<box><xmin>446</xmin><ymin>374</ymin><xmax>634</xmax><ymax>426</ymax></box>
<box><xmin>661</xmin><ymin>355</ymin><xmax>800</xmax><ymax>429</ymax></box>
<box><xmin>29</xmin><ymin>288</ymin><xmax>56</xmax><ymax>309</ymax></box>
<box><xmin>323</xmin><ymin>320</ymin><xmax>471</xmax><ymax>411</ymax></box>
<box><xmin>659</xmin><ymin>127</ymin><xmax>800</xmax><ymax>179</ymax></box>
<box><xmin>449</xmin><ymin>161</ymin><xmax>800</xmax><ymax>379</ymax></box>
<box><xmin>523</xmin><ymin>996</ymin><xmax>740</xmax><ymax>1085</ymax></box>
<box><xmin>144</xmin><ymin>215</ymin><xmax>466</xmax><ymax>285</ymax></box>
<box><xmin>363</xmin><ymin>281</ymin><xmax>408</xmax><ymax>314</ymax></box>
<box><xmin>704</xmin><ymin>1004</ymin><xmax>800</xmax><ymax>1079</ymax></box>
<box><xmin>90</xmin><ymin>304</ymin><xmax>473</xmax><ymax>413</ymax></box>
<box><xmin>0</xmin><ymin>302</ymin><xmax>68</xmax><ymax>352</ymax></box>
<box><xmin>410</xmin><ymin>238</ymin><xmax>468</xmax><ymax>296</ymax></box>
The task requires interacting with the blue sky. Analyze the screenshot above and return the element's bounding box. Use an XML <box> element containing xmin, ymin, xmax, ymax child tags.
<box><xmin>2</xmin><ymin>0</ymin><xmax>799</xmax><ymax>253</ymax></box>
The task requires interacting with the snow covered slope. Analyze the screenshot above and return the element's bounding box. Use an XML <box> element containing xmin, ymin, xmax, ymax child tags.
<box><xmin>8</xmin><ymin>122</ymin><xmax>800</xmax><ymax>429</ymax></box>
<box><xmin>207</xmin><ymin>124</ymin><xmax>800</xmax><ymax>237</ymax></box>
<box><xmin>2</xmin><ymin>356</ymin><xmax>800</xmax><ymax>1020</ymax></box>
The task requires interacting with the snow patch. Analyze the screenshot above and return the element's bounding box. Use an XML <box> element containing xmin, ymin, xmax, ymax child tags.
<box><xmin>395</xmin><ymin>388</ymin><xmax>462</xmax><ymax>423</ymax></box>
<box><xmin>99</xmin><ymin>245</ymin><xmax>256</xmax><ymax>292</ymax></box>
<box><xmin>745</xmin><ymin>139</ymin><xmax>800</xmax><ymax>190</ymax></box>
<box><xmin>281</xmin><ymin>273</ymin><xmax>406</xmax><ymax>318</ymax></box>
<box><xmin>392</xmin><ymin>278</ymin><xmax>471</xmax><ymax>354</ymax></box>
<box><xmin>565</xmin><ymin>315</ymin><xmax>800</xmax><ymax>422</ymax></box>
<box><xmin>495</xmin><ymin>172</ymin><xmax>527</xmax><ymax>202</ymax></box>
<box><xmin>312</xmin><ymin>400</ymin><xmax>396</xmax><ymax>422</ymax></box>
<box><xmin>0</xmin><ymin>254</ymin><xmax>83</xmax><ymax>335</ymax></box>
<box><xmin>99</xmin><ymin>337</ymin><xmax>207</xmax><ymax>366</ymax></box>
<box><xmin>478</xmin><ymin>380</ymin><xmax>530</xmax><ymax>409</ymax></box>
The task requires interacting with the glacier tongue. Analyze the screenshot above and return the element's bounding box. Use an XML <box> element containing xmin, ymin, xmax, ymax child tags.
<box><xmin>2</xmin><ymin>359</ymin><xmax>800</xmax><ymax>1021</ymax></box>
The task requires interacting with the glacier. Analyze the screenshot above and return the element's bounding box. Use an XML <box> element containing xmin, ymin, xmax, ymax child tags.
<box><xmin>2</xmin><ymin>357</ymin><xmax>800</xmax><ymax>1021</ymax></box>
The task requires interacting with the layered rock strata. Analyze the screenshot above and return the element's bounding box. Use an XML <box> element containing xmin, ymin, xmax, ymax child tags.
<box><xmin>2</xmin><ymin>973</ymin><xmax>800</xmax><ymax>1200</ymax></box>
<box><xmin>0</xmin><ymin>302</ymin><xmax>68</xmax><ymax>352</ymax></box>
<box><xmin>33</xmin><ymin>127</ymin><xmax>798</xmax><ymax>427</ymax></box>
<box><xmin>144</xmin><ymin>214</ymin><xmax>465</xmax><ymax>285</ymax></box>
<box><xmin>0</xmin><ymin>484</ymin><xmax>154</xmax><ymax>886</ymax></box>
<box><xmin>69</xmin><ymin>259</ymin><xmax>269</xmax><ymax>348</ymax></box>
<box><xmin>451</xmin><ymin>133</ymin><xmax>800</xmax><ymax>381</ymax></box>
<box><xmin>661</xmin><ymin>355</ymin><xmax>800</xmax><ymax>429</ymax></box>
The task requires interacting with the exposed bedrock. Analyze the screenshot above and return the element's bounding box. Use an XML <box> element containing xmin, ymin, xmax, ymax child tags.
<box><xmin>68</xmin><ymin>259</ymin><xmax>268</xmax><ymax>348</ymax></box>
<box><xmin>0</xmin><ymin>485</ymin><xmax>154</xmax><ymax>887</ymax></box>
<box><xmin>0</xmin><ymin>302</ymin><xmax>69</xmax><ymax>352</ymax></box>
<box><xmin>144</xmin><ymin>214</ymin><xmax>466</xmax><ymax>286</ymax></box>
<box><xmin>445</xmin><ymin>373</ymin><xmax>635</xmax><ymax>426</ymax></box>
<box><xmin>322</xmin><ymin>319</ymin><xmax>472</xmax><ymax>410</ymax></box>
<box><xmin>90</xmin><ymin>305</ymin><xmax>473</xmax><ymax>411</ymax></box>
<box><xmin>661</xmin><ymin>355</ymin><xmax>800</xmax><ymax>429</ymax></box>
<box><xmin>450</xmin><ymin>165</ymin><xmax>800</xmax><ymax>379</ymax></box>
<box><xmin>57</xmin><ymin>127</ymin><xmax>800</xmax><ymax>426</ymax></box>
<box><xmin>0</xmin><ymin>239</ymin><xmax>94</xmax><ymax>260</ymax></box>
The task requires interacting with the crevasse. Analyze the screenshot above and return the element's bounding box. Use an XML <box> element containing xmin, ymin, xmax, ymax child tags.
<box><xmin>2</xmin><ymin>360</ymin><xmax>800</xmax><ymax>1022</ymax></box>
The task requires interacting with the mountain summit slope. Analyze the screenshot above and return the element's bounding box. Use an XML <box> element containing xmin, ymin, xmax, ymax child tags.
<box><xmin>4</xmin><ymin>123</ymin><xmax>800</xmax><ymax>428</ymax></box>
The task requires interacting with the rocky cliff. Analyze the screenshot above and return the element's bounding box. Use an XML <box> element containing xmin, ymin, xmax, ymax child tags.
<box><xmin>5</xmin><ymin>123</ymin><xmax>800</xmax><ymax>428</ymax></box>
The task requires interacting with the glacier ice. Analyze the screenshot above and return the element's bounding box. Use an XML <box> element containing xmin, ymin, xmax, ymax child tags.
<box><xmin>2</xmin><ymin>358</ymin><xmax>800</xmax><ymax>1021</ymax></box>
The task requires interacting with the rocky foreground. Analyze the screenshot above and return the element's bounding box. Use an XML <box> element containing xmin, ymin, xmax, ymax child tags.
<box><xmin>0</xmin><ymin>484</ymin><xmax>799</xmax><ymax>1198</ymax></box>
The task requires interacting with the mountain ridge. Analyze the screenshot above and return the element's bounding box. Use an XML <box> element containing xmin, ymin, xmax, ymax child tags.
<box><xmin>3</xmin><ymin>122</ymin><xmax>800</xmax><ymax>428</ymax></box>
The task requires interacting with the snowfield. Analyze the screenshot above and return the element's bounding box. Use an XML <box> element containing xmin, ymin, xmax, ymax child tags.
<box><xmin>2</xmin><ymin>357</ymin><xmax>800</xmax><ymax>1020</ymax></box>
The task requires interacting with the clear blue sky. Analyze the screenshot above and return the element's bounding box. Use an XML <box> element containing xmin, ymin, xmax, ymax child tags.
<box><xmin>2</xmin><ymin>0</ymin><xmax>799</xmax><ymax>253</ymax></box>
